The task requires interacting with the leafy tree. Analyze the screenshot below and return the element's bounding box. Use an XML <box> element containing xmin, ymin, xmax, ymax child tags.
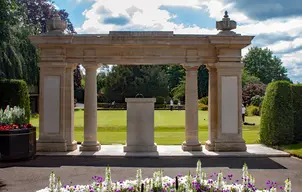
<box><xmin>242</xmin><ymin>70</ymin><xmax>261</xmax><ymax>87</ymax></box>
<box><xmin>16</xmin><ymin>0</ymin><xmax>76</xmax><ymax>34</ymax></box>
<box><xmin>198</xmin><ymin>65</ymin><xmax>209</xmax><ymax>98</ymax></box>
<box><xmin>103</xmin><ymin>65</ymin><xmax>169</xmax><ymax>102</ymax></box>
<box><xmin>0</xmin><ymin>0</ymin><xmax>38</xmax><ymax>85</ymax></box>
<box><xmin>167</xmin><ymin>65</ymin><xmax>185</xmax><ymax>93</ymax></box>
<box><xmin>243</xmin><ymin>47</ymin><xmax>291</xmax><ymax>84</ymax></box>
<box><xmin>0</xmin><ymin>0</ymin><xmax>76</xmax><ymax>86</ymax></box>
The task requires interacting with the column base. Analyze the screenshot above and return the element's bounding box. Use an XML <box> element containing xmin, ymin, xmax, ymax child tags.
<box><xmin>181</xmin><ymin>141</ymin><xmax>202</xmax><ymax>151</ymax></box>
<box><xmin>67</xmin><ymin>140</ymin><xmax>77</xmax><ymax>151</ymax></box>
<box><xmin>124</xmin><ymin>143</ymin><xmax>157</xmax><ymax>152</ymax></box>
<box><xmin>79</xmin><ymin>141</ymin><xmax>100</xmax><ymax>151</ymax></box>
<box><xmin>205</xmin><ymin>140</ymin><xmax>215</xmax><ymax>151</ymax></box>
<box><xmin>211</xmin><ymin>139</ymin><xmax>247</xmax><ymax>152</ymax></box>
<box><xmin>36</xmin><ymin>140</ymin><xmax>67</xmax><ymax>152</ymax></box>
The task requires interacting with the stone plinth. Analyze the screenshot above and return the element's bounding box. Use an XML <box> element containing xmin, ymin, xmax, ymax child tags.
<box><xmin>124</xmin><ymin>98</ymin><xmax>157</xmax><ymax>152</ymax></box>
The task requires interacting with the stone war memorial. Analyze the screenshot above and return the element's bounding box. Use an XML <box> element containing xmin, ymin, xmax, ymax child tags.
<box><xmin>29</xmin><ymin>11</ymin><xmax>254</xmax><ymax>153</ymax></box>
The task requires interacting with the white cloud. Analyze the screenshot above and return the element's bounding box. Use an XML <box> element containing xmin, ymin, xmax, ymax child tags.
<box><xmin>74</xmin><ymin>0</ymin><xmax>302</xmax><ymax>82</ymax></box>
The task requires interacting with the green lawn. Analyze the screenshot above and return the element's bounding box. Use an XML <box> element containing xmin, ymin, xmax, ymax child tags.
<box><xmin>280</xmin><ymin>143</ymin><xmax>302</xmax><ymax>158</ymax></box>
<box><xmin>30</xmin><ymin>110</ymin><xmax>261</xmax><ymax>145</ymax></box>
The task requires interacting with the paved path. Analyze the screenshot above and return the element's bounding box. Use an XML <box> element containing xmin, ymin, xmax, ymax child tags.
<box><xmin>37</xmin><ymin>144</ymin><xmax>290</xmax><ymax>157</ymax></box>
<box><xmin>0</xmin><ymin>156</ymin><xmax>302</xmax><ymax>192</ymax></box>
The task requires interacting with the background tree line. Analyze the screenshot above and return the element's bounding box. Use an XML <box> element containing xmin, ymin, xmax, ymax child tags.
<box><xmin>89</xmin><ymin>47</ymin><xmax>291</xmax><ymax>104</ymax></box>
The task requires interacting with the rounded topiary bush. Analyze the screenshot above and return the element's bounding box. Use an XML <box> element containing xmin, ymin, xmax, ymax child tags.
<box><xmin>260</xmin><ymin>81</ymin><xmax>294</xmax><ymax>146</ymax></box>
<box><xmin>155</xmin><ymin>96</ymin><xmax>165</xmax><ymax>104</ymax></box>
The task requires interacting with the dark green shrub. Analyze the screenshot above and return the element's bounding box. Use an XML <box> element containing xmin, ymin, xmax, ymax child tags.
<box><xmin>200</xmin><ymin>106</ymin><xmax>208</xmax><ymax>111</ymax></box>
<box><xmin>260</xmin><ymin>81</ymin><xmax>294</xmax><ymax>145</ymax></box>
<box><xmin>0</xmin><ymin>79</ymin><xmax>30</xmax><ymax>123</ymax></box>
<box><xmin>292</xmin><ymin>84</ymin><xmax>302</xmax><ymax>142</ymax></box>
<box><xmin>74</xmin><ymin>88</ymin><xmax>84</xmax><ymax>103</ymax></box>
<box><xmin>199</xmin><ymin>96</ymin><xmax>208</xmax><ymax>105</ymax></box>
<box><xmin>246</xmin><ymin>105</ymin><xmax>260</xmax><ymax>116</ymax></box>
<box><xmin>156</xmin><ymin>96</ymin><xmax>165</xmax><ymax>104</ymax></box>
<box><xmin>173</xmin><ymin>99</ymin><xmax>179</xmax><ymax>105</ymax></box>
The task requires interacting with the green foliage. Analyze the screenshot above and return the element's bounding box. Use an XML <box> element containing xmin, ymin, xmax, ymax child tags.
<box><xmin>171</xmin><ymin>79</ymin><xmax>185</xmax><ymax>102</ymax></box>
<box><xmin>199</xmin><ymin>96</ymin><xmax>208</xmax><ymax>105</ymax></box>
<box><xmin>260</xmin><ymin>81</ymin><xmax>294</xmax><ymax>145</ymax></box>
<box><xmin>291</xmin><ymin>84</ymin><xmax>302</xmax><ymax>142</ymax></box>
<box><xmin>103</xmin><ymin>65</ymin><xmax>169</xmax><ymax>103</ymax></box>
<box><xmin>0</xmin><ymin>79</ymin><xmax>30</xmax><ymax>123</ymax></box>
<box><xmin>155</xmin><ymin>96</ymin><xmax>165</xmax><ymax>104</ymax></box>
<box><xmin>242</xmin><ymin>70</ymin><xmax>261</xmax><ymax>87</ymax></box>
<box><xmin>250</xmin><ymin>95</ymin><xmax>264</xmax><ymax>107</ymax></box>
<box><xmin>173</xmin><ymin>99</ymin><xmax>179</xmax><ymax>105</ymax></box>
<box><xmin>197</xmin><ymin>65</ymin><xmax>209</xmax><ymax>98</ymax></box>
<box><xmin>74</xmin><ymin>88</ymin><xmax>84</xmax><ymax>103</ymax></box>
<box><xmin>246</xmin><ymin>105</ymin><xmax>260</xmax><ymax>116</ymax></box>
<box><xmin>198</xmin><ymin>103</ymin><xmax>208</xmax><ymax>111</ymax></box>
<box><xmin>243</xmin><ymin>47</ymin><xmax>291</xmax><ymax>84</ymax></box>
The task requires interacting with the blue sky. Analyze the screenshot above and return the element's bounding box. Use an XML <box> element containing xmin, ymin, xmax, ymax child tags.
<box><xmin>54</xmin><ymin>0</ymin><xmax>302</xmax><ymax>83</ymax></box>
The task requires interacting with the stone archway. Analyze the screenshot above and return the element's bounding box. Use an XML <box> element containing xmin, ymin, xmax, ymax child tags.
<box><xmin>30</xmin><ymin>12</ymin><xmax>254</xmax><ymax>152</ymax></box>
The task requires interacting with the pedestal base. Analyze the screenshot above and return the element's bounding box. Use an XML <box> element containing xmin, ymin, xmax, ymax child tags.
<box><xmin>208</xmin><ymin>139</ymin><xmax>247</xmax><ymax>152</ymax></box>
<box><xmin>79</xmin><ymin>141</ymin><xmax>100</xmax><ymax>151</ymax></box>
<box><xmin>123</xmin><ymin>144</ymin><xmax>157</xmax><ymax>152</ymax></box>
<box><xmin>67</xmin><ymin>140</ymin><xmax>78</xmax><ymax>151</ymax></box>
<box><xmin>36</xmin><ymin>140</ymin><xmax>67</xmax><ymax>152</ymax></box>
<box><xmin>181</xmin><ymin>141</ymin><xmax>202</xmax><ymax>151</ymax></box>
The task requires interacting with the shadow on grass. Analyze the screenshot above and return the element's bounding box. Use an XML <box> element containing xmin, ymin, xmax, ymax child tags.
<box><xmin>0</xmin><ymin>156</ymin><xmax>286</xmax><ymax>169</ymax></box>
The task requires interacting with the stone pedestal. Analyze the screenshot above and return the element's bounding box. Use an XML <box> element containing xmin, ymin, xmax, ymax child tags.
<box><xmin>124</xmin><ymin>98</ymin><xmax>157</xmax><ymax>152</ymax></box>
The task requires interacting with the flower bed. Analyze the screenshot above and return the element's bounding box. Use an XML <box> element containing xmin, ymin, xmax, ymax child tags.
<box><xmin>37</xmin><ymin>160</ymin><xmax>291</xmax><ymax>192</ymax></box>
<box><xmin>0</xmin><ymin>106</ymin><xmax>36</xmax><ymax>161</ymax></box>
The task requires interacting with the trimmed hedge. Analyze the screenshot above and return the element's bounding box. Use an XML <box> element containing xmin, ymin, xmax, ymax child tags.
<box><xmin>292</xmin><ymin>84</ymin><xmax>302</xmax><ymax>142</ymax></box>
<box><xmin>155</xmin><ymin>96</ymin><xmax>165</xmax><ymax>104</ymax></box>
<box><xmin>260</xmin><ymin>81</ymin><xmax>294</xmax><ymax>145</ymax></box>
<box><xmin>0</xmin><ymin>79</ymin><xmax>30</xmax><ymax>123</ymax></box>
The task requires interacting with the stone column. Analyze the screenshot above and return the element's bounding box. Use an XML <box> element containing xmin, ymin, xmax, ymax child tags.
<box><xmin>37</xmin><ymin>63</ymin><xmax>67</xmax><ymax>152</ymax></box>
<box><xmin>64</xmin><ymin>64</ymin><xmax>77</xmax><ymax>151</ymax></box>
<box><xmin>214</xmin><ymin>62</ymin><xmax>246</xmax><ymax>151</ymax></box>
<box><xmin>182</xmin><ymin>65</ymin><xmax>202</xmax><ymax>151</ymax></box>
<box><xmin>205</xmin><ymin>64</ymin><xmax>218</xmax><ymax>151</ymax></box>
<box><xmin>80</xmin><ymin>65</ymin><xmax>100</xmax><ymax>151</ymax></box>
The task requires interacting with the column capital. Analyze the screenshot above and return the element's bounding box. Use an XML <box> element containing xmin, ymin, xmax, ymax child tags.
<box><xmin>181</xmin><ymin>63</ymin><xmax>201</xmax><ymax>71</ymax></box>
<box><xmin>82</xmin><ymin>64</ymin><xmax>101</xmax><ymax>70</ymax></box>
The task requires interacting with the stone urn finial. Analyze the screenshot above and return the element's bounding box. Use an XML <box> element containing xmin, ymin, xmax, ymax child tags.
<box><xmin>46</xmin><ymin>12</ymin><xmax>67</xmax><ymax>34</ymax></box>
<box><xmin>216</xmin><ymin>10</ymin><xmax>237</xmax><ymax>35</ymax></box>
